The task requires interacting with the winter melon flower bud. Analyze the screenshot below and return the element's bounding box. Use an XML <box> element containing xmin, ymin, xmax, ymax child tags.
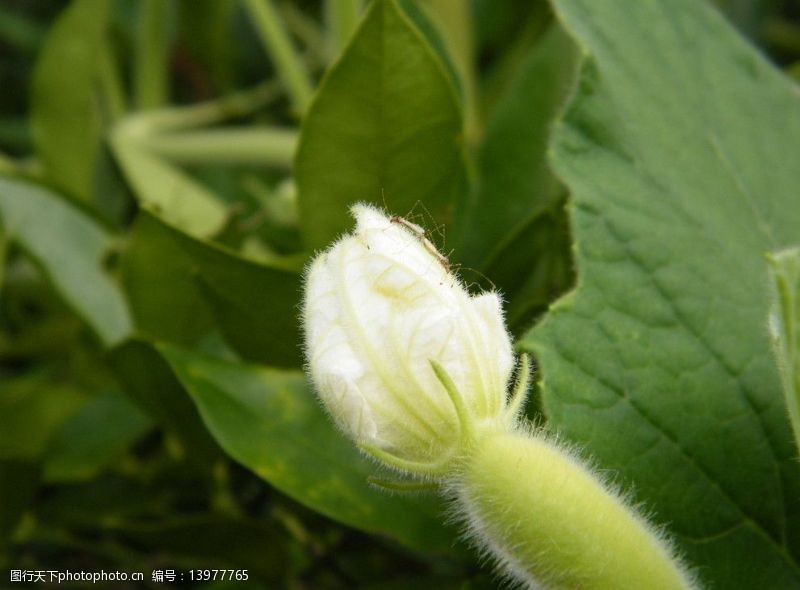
<box><xmin>303</xmin><ymin>204</ymin><xmax>526</xmax><ymax>475</ymax></box>
<box><xmin>303</xmin><ymin>204</ymin><xmax>697</xmax><ymax>589</ymax></box>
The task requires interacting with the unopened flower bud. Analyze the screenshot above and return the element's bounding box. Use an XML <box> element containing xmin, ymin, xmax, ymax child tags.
<box><xmin>303</xmin><ymin>204</ymin><xmax>520</xmax><ymax>474</ymax></box>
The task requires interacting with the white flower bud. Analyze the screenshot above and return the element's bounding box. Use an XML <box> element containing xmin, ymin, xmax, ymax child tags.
<box><xmin>303</xmin><ymin>204</ymin><xmax>519</xmax><ymax>473</ymax></box>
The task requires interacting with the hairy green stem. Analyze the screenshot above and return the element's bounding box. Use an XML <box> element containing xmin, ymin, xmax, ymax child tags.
<box><xmin>243</xmin><ymin>0</ymin><xmax>314</xmax><ymax>114</ymax></box>
<box><xmin>453</xmin><ymin>429</ymin><xmax>696</xmax><ymax>590</ymax></box>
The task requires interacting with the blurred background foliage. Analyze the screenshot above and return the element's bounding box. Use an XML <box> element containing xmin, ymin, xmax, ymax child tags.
<box><xmin>0</xmin><ymin>0</ymin><xmax>798</xmax><ymax>588</ymax></box>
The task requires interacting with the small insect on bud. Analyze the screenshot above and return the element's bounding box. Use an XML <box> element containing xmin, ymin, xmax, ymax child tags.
<box><xmin>302</xmin><ymin>204</ymin><xmax>527</xmax><ymax>476</ymax></box>
<box><xmin>389</xmin><ymin>215</ymin><xmax>451</xmax><ymax>272</ymax></box>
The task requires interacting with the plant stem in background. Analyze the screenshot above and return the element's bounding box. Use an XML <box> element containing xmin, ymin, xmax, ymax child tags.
<box><xmin>121</xmin><ymin>81</ymin><xmax>279</xmax><ymax>135</ymax></box>
<box><xmin>280</xmin><ymin>2</ymin><xmax>328</xmax><ymax>67</ymax></box>
<box><xmin>136</xmin><ymin>128</ymin><xmax>297</xmax><ymax>167</ymax></box>
<box><xmin>98</xmin><ymin>41</ymin><xmax>127</xmax><ymax>121</ymax></box>
<box><xmin>324</xmin><ymin>0</ymin><xmax>364</xmax><ymax>58</ymax></box>
<box><xmin>243</xmin><ymin>0</ymin><xmax>314</xmax><ymax>115</ymax></box>
<box><xmin>134</xmin><ymin>0</ymin><xmax>170</xmax><ymax>110</ymax></box>
<box><xmin>112</xmin><ymin>81</ymin><xmax>294</xmax><ymax>167</ymax></box>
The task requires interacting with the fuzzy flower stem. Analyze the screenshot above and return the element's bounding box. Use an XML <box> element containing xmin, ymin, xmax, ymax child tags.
<box><xmin>453</xmin><ymin>429</ymin><xmax>696</xmax><ymax>589</ymax></box>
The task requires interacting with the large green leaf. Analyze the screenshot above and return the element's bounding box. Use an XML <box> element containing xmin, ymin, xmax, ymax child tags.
<box><xmin>159</xmin><ymin>343</ymin><xmax>457</xmax><ymax>553</ymax></box>
<box><xmin>522</xmin><ymin>1</ymin><xmax>800</xmax><ymax>587</ymax></box>
<box><xmin>121</xmin><ymin>210</ymin><xmax>302</xmax><ymax>366</ymax></box>
<box><xmin>30</xmin><ymin>0</ymin><xmax>108</xmax><ymax>202</ymax></box>
<box><xmin>0</xmin><ymin>177</ymin><xmax>132</xmax><ymax>346</ymax></box>
<box><xmin>295</xmin><ymin>0</ymin><xmax>467</xmax><ymax>250</ymax></box>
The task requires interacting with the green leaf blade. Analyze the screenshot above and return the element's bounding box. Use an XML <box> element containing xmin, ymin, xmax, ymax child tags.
<box><xmin>159</xmin><ymin>343</ymin><xmax>457</xmax><ymax>554</ymax></box>
<box><xmin>121</xmin><ymin>211</ymin><xmax>302</xmax><ymax>367</ymax></box>
<box><xmin>0</xmin><ymin>177</ymin><xmax>132</xmax><ymax>346</ymax></box>
<box><xmin>295</xmin><ymin>0</ymin><xmax>467</xmax><ymax>250</ymax></box>
<box><xmin>522</xmin><ymin>1</ymin><xmax>800</xmax><ymax>586</ymax></box>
